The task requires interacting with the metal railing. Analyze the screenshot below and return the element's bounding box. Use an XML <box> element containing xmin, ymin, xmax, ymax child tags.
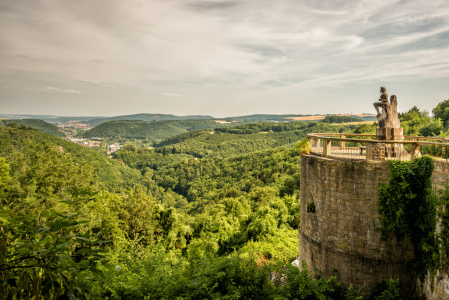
<box><xmin>307</xmin><ymin>133</ymin><xmax>449</xmax><ymax>161</ymax></box>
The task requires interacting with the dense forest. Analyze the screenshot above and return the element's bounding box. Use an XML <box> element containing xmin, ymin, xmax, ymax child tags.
<box><xmin>87</xmin><ymin>113</ymin><xmax>215</xmax><ymax>126</ymax></box>
<box><xmin>0</xmin><ymin>119</ymin><xmax>65</xmax><ymax>138</ymax></box>
<box><xmin>2</xmin><ymin>99</ymin><xmax>449</xmax><ymax>299</ymax></box>
<box><xmin>320</xmin><ymin>115</ymin><xmax>363</xmax><ymax>123</ymax></box>
<box><xmin>83</xmin><ymin>119</ymin><xmax>235</xmax><ymax>140</ymax></box>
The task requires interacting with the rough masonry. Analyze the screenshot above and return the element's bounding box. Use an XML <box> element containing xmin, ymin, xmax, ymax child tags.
<box><xmin>299</xmin><ymin>154</ymin><xmax>449</xmax><ymax>298</ymax></box>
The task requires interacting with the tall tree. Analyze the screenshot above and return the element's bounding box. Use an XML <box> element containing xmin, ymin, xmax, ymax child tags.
<box><xmin>433</xmin><ymin>99</ymin><xmax>449</xmax><ymax>128</ymax></box>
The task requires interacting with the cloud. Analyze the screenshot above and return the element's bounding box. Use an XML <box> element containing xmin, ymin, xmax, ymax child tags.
<box><xmin>39</xmin><ymin>86</ymin><xmax>83</xmax><ymax>94</ymax></box>
<box><xmin>162</xmin><ymin>93</ymin><xmax>182</xmax><ymax>97</ymax></box>
<box><xmin>78</xmin><ymin>80</ymin><xmax>116</xmax><ymax>88</ymax></box>
<box><xmin>1</xmin><ymin>0</ymin><xmax>449</xmax><ymax>116</ymax></box>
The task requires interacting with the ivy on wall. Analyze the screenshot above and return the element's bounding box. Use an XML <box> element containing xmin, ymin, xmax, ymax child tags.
<box><xmin>433</xmin><ymin>183</ymin><xmax>449</xmax><ymax>271</ymax></box>
<box><xmin>377</xmin><ymin>156</ymin><xmax>439</xmax><ymax>279</ymax></box>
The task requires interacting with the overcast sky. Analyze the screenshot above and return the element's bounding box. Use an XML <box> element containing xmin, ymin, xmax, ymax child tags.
<box><xmin>1</xmin><ymin>0</ymin><xmax>449</xmax><ymax>117</ymax></box>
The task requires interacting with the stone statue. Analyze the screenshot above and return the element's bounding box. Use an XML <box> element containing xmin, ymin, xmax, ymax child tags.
<box><xmin>373</xmin><ymin>87</ymin><xmax>388</xmax><ymax>117</ymax></box>
<box><xmin>373</xmin><ymin>87</ymin><xmax>403</xmax><ymax>141</ymax></box>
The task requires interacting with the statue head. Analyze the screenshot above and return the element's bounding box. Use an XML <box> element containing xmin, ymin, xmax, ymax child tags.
<box><xmin>380</xmin><ymin>87</ymin><xmax>386</xmax><ymax>93</ymax></box>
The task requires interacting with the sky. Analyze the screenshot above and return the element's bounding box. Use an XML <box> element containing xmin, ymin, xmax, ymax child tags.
<box><xmin>1</xmin><ymin>0</ymin><xmax>449</xmax><ymax>118</ymax></box>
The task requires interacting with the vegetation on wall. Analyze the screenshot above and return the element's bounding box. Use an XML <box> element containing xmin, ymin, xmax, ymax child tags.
<box><xmin>431</xmin><ymin>183</ymin><xmax>449</xmax><ymax>271</ymax></box>
<box><xmin>377</xmin><ymin>156</ymin><xmax>438</xmax><ymax>279</ymax></box>
<box><xmin>295</xmin><ymin>137</ymin><xmax>311</xmax><ymax>155</ymax></box>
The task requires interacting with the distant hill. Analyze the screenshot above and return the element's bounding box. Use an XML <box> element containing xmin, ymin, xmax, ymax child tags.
<box><xmin>87</xmin><ymin>113</ymin><xmax>214</xmax><ymax>126</ymax></box>
<box><xmin>0</xmin><ymin>126</ymin><xmax>141</xmax><ymax>192</ymax></box>
<box><xmin>320</xmin><ymin>115</ymin><xmax>363</xmax><ymax>123</ymax></box>
<box><xmin>1</xmin><ymin>119</ymin><xmax>65</xmax><ymax>138</ymax></box>
<box><xmin>153</xmin><ymin>121</ymin><xmax>359</xmax><ymax>159</ymax></box>
<box><xmin>112</xmin><ymin>121</ymin><xmax>360</xmax><ymax>182</ymax></box>
<box><xmin>84</xmin><ymin>120</ymin><xmax>186</xmax><ymax>140</ymax></box>
<box><xmin>83</xmin><ymin>119</ymin><xmax>234</xmax><ymax>140</ymax></box>
<box><xmin>223</xmin><ymin>114</ymin><xmax>306</xmax><ymax>123</ymax></box>
<box><xmin>0</xmin><ymin>114</ymin><xmax>102</xmax><ymax>124</ymax></box>
<box><xmin>0</xmin><ymin>113</ymin><xmax>377</xmax><ymax>126</ymax></box>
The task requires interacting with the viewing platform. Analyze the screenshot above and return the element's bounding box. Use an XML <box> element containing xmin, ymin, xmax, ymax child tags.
<box><xmin>307</xmin><ymin>133</ymin><xmax>449</xmax><ymax>161</ymax></box>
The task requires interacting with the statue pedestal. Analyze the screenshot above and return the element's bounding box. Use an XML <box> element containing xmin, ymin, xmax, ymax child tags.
<box><xmin>376</xmin><ymin>127</ymin><xmax>404</xmax><ymax>141</ymax></box>
<box><xmin>375</xmin><ymin>127</ymin><xmax>405</xmax><ymax>159</ymax></box>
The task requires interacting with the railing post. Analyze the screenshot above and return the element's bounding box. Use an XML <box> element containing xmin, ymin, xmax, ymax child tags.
<box><xmin>366</xmin><ymin>142</ymin><xmax>373</xmax><ymax>160</ymax></box>
<box><xmin>340</xmin><ymin>135</ymin><xmax>346</xmax><ymax>148</ymax></box>
<box><xmin>410</xmin><ymin>143</ymin><xmax>417</xmax><ymax>160</ymax></box>
<box><xmin>323</xmin><ymin>139</ymin><xmax>331</xmax><ymax>157</ymax></box>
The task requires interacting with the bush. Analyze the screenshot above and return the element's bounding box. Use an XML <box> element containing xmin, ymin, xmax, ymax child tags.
<box><xmin>295</xmin><ymin>138</ymin><xmax>311</xmax><ymax>154</ymax></box>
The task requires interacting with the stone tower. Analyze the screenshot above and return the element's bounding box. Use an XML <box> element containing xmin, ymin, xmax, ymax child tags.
<box><xmin>298</xmin><ymin>88</ymin><xmax>449</xmax><ymax>298</ymax></box>
<box><xmin>298</xmin><ymin>156</ymin><xmax>415</xmax><ymax>295</ymax></box>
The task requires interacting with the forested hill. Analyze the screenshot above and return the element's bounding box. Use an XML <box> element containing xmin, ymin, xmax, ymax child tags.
<box><xmin>83</xmin><ymin>119</ymin><xmax>234</xmax><ymax>140</ymax></box>
<box><xmin>2</xmin><ymin>119</ymin><xmax>384</xmax><ymax>298</ymax></box>
<box><xmin>153</xmin><ymin>121</ymin><xmax>358</xmax><ymax>158</ymax></box>
<box><xmin>321</xmin><ymin>115</ymin><xmax>363</xmax><ymax>123</ymax></box>
<box><xmin>87</xmin><ymin>113</ymin><xmax>214</xmax><ymax>125</ymax></box>
<box><xmin>1</xmin><ymin>119</ymin><xmax>65</xmax><ymax>137</ymax></box>
<box><xmin>0</xmin><ymin>126</ymin><xmax>140</xmax><ymax>191</ymax></box>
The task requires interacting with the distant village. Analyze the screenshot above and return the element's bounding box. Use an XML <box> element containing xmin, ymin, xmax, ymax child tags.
<box><xmin>57</xmin><ymin>121</ymin><xmax>123</xmax><ymax>154</ymax></box>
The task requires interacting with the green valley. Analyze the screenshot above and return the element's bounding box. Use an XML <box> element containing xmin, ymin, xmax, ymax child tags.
<box><xmin>2</xmin><ymin>99</ymin><xmax>449</xmax><ymax>299</ymax></box>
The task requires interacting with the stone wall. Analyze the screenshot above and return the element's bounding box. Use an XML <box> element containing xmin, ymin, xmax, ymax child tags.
<box><xmin>299</xmin><ymin>154</ymin><xmax>449</xmax><ymax>298</ymax></box>
<box><xmin>422</xmin><ymin>159</ymin><xmax>449</xmax><ymax>299</ymax></box>
<box><xmin>299</xmin><ymin>154</ymin><xmax>416</xmax><ymax>296</ymax></box>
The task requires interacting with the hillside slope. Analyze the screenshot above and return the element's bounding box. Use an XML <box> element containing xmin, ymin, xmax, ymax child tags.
<box><xmin>84</xmin><ymin>119</ymin><xmax>234</xmax><ymax>140</ymax></box>
<box><xmin>1</xmin><ymin>119</ymin><xmax>65</xmax><ymax>137</ymax></box>
<box><xmin>0</xmin><ymin>126</ymin><xmax>141</xmax><ymax>192</ymax></box>
<box><xmin>88</xmin><ymin>113</ymin><xmax>214</xmax><ymax>125</ymax></box>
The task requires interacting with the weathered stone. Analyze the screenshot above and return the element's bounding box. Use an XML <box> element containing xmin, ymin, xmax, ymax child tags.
<box><xmin>373</xmin><ymin>87</ymin><xmax>404</xmax><ymax>142</ymax></box>
<box><xmin>299</xmin><ymin>154</ymin><xmax>416</xmax><ymax>296</ymax></box>
<box><xmin>299</xmin><ymin>154</ymin><xmax>449</xmax><ymax>299</ymax></box>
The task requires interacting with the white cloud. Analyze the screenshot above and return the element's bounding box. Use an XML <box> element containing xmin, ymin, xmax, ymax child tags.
<box><xmin>1</xmin><ymin>0</ymin><xmax>449</xmax><ymax>116</ymax></box>
<box><xmin>162</xmin><ymin>93</ymin><xmax>182</xmax><ymax>97</ymax></box>
<box><xmin>79</xmin><ymin>80</ymin><xmax>116</xmax><ymax>88</ymax></box>
<box><xmin>40</xmin><ymin>86</ymin><xmax>83</xmax><ymax>94</ymax></box>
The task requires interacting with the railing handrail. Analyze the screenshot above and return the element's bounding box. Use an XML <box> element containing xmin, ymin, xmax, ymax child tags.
<box><xmin>307</xmin><ymin>133</ymin><xmax>449</xmax><ymax>146</ymax></box>
<box><xmin>307</xmin><ymin>132</ymin><xmax>449</xmax><ymax>161</ymax></box>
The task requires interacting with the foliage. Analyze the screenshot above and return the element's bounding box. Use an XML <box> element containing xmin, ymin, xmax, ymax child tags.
<box><xmin>213</xmin><ymin>121</ymin><xmax>356</xmax><ymax>136</ymax></box>
<box><xmin>101</xmin><ymin>248</ymin><xmax>362</xmax><ymax>300</ymax></box>
<box><xmin>369</xmin><ymin>278</ymin><xmax>401</xmax><ymax>300</ymax></box>
<box><xmin>321</xmin><ymin>115</ymin><xmax>363</xmax><ymax>123</ymax></box>
<box><xmin>0</xmin><ymin>157</ymin><xmax>10</xmax><ymax>186</ymax></box>
<box><xmin>353</xmin><ymin>123</ymin><xmax>377</xmax><ymax>134</ymax></box>
<box><xmin>0</xmin><ymin>114</ymin><xmax>374</xmax><ymax>299</ymax></box>
<box><xmin>432</xmin><ymin>99</ymin><xmax>449</xmax><ymax>128</ymax></box>
<box><xmin>419</xmin><ymin>118</ymin><xmax>444</xmax><ymax>137</ymax></box>
<box><xmin>84</xmin><ymin>120</ymin><xmax>187</xmax><ymax>140</ymax></box>
<box><xmin>377</xmin><ymin>156</ymin><xmax>438</xmax><ymax>279</ymax></box>
<box><xmin>431</xmin><ymin>183</ymin><xmax>449</xmax><ymax>270</ymax></box>
<box><xmin>399</xmin><ymin>106</ymin><xmax>431</xmax><ymax>136</ymax></box>
<box><xmin>0</xmin><ymin>126</ymin><xmax>141</xmax><ymax>192</ymax></box>
<box><xmin>1</xmin><ymin>141</ymin><xmax>99</xmax><ymax>216</ymax></box>
<box><xmin>295</xmin><ymin>137</ymin><xmax>311</xmax><ymax>154</ymax></box>
<box><xmin>0</xmin><ymin>192</ymin><xmax>106</xmax><ymax>299</ymax></box>
<box><xmin>88</xmin><ymin>113</ymin><xmax>214</xmax><ymax>125</ymax></box>
<box><xmin>84</xmin><ymin>119</ymin><xmax>233</xmax><ymax>140</ymax></box>
<box><xmin>1</xmin><ymin>119</ymin><xmax>65</xmax><ymax>137</ymax></box>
